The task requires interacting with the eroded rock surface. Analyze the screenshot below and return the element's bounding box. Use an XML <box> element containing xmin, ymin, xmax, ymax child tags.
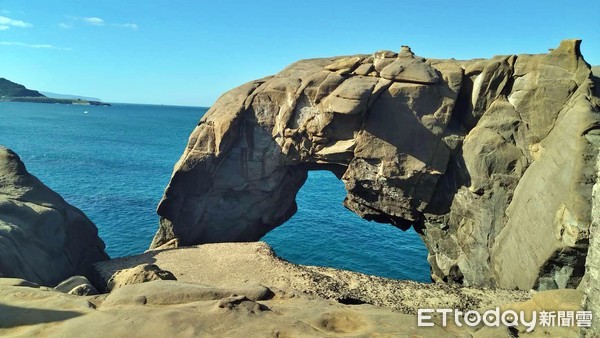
<box><xmin>55</xmin><ymin>276</ymin><xmax>98</xmax><ymax>296</ymax></box>
<box><xmin>0</xmin><ymin>279</ymin><xmax>483</xmax><ymax>337</ymax></box>
<box><xmin>107</xmin><ymin>263</ymin><xmax>177</xmax><ymax>291</ymax></box>
<box><xmin>97</xmin><ymin>242</ymin><xmax>530</xmax><ymax>313</ymax></box>
<box><xmin>583</xmin><ymin>85</ymin><xmax>600</xmax><ymax>336</ymax></box>
<box><xmin>0</xmin><ymin>147</ymin><xmax>108</xmax><ymax>286</ymax></box>
<box><xmin>152</xmin><ymin>40</ymin><xmax>600</xmax><ymax>290</ymax></box>
<box><xmin>0</xmin><ymin>242</ymin><xmax>583</xmax><ymax>337</ymax></box>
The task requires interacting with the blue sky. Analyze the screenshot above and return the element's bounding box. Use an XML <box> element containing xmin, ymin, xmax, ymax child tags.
<box><xmin>0</xmin><ymin>1</ymin><xmax>598</xmax><ymax>106</ymax></box>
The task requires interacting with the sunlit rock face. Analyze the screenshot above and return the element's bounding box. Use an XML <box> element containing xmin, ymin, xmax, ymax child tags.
<box><xmin>152</xmin><ymin>40</ymin><xmax>600</xmax><ymax>291</ymax></box>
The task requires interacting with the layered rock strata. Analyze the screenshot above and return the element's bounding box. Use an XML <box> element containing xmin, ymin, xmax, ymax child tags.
<box><xmin>153</xmin><ymin>40</ymin><xmax>600</xmax><ymax>290</ymax></box>
<box><xmin>0</xmin><ymin>147</ymin><xmax>108</xmax><ymax>286</ymax></box>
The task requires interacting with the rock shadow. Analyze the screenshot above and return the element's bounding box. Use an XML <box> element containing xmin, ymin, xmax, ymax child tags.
<box><xmin>0</xmin><ymin>303</ymin><xmax>84</xmax><ymax>328</ymax></box>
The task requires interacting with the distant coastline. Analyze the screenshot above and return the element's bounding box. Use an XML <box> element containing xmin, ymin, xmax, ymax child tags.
<box><xmin>1</xmin><ymin>96</ymin><xmax>111</xmax><ymax>106</ymax></box>
<box><xmin>0</xmin><ymin>77</ymin><xmax>111</xmax><ymax>106</ymax></box>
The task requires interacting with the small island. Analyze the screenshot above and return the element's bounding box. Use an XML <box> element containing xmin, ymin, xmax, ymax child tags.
<box><xmin>0</xmin><ymin>77</ymin><xmax>110</xmax><ymax>106</ymax></box>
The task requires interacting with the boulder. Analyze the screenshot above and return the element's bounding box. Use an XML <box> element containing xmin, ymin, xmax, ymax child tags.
<box><xmin>0</xmin><ymin>147</ymin><xmax>108</xmax><ymax>287</ymax></box>
<box><xmin>152</xmin><ymin>40</ymin><xmax>600</xmax><ymax>291</ymax></box>
<box><xmin>107</xmin><ymin>263</ymin><xmax>176</xmax><ymax>291</ymax></box>
<box><xmin>55</xmin><ymin>276</ymin><xmax>98</xmax><ymax>296</ymax></box>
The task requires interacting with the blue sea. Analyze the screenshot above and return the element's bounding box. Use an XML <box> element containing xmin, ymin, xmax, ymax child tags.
<box><xmin>0</xmin><ymin>102</ymin><xmax>430</xmax><ymax>282</ymax></box>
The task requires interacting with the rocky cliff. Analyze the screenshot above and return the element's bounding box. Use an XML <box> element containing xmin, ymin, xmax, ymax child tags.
<box><xmin>0</xmin><ymin>147</ymin><xmax>109</xmax><ymax>286</ymax></box>
<box><xmin>152</xmin><ymin>39</ymin><xmax>600</xmax><ymax>291</ymax></box>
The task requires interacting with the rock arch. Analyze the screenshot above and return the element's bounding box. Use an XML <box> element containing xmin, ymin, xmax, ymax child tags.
<box><xmin>152</xmin><ymin>40</ymin><xmax>600</xmax><ymax>290</ymax></box>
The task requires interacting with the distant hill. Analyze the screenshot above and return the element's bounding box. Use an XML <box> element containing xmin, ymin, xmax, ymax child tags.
<box><xmin>0</xmin><ymin>78</ymin><xmax>45</xmax><ymax>98</ymax></box>
<box><xmin>592</xmin><ymin>66</ymin><xmax>599</xmax><ymax>77</ymax></box>
<box><xmin>0</xmin><ymin>77</ymin><xmax>109</xmax><ymax>106</ymax></box>
<box><xmin>40</xmin><ymin>91</ymin><xmax>102</xmax><ymax>102</ymax></box>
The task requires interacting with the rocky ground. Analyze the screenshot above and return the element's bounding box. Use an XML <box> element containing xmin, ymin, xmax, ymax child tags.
<box><xmin>97</xmin><ymin>242</ymin><xmax>530</xmax><ymax>314</ymax></box>
<box><xmin>0</xmin><ymin>242</ymin><xmax>585</xmax><ymax>337</ymax></box>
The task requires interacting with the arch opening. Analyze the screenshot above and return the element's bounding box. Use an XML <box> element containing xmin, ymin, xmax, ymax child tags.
<box><xmin>261</xmin><ymin>170</ymin><xmax>431</xmax><ymax>282</ymax></box>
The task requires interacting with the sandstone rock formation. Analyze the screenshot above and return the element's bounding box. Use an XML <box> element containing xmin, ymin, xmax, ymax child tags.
<box><xmin>0</xmin><ymin>242</ymin><xmax>585</xmax><ymax>337</ymax></box>
<box><xmin>475</xmin><ymin>289</ymin><xmax>584</xmax><ymax>337</ymax></box>
<box><xmin>0</xmin><ymin>147</ymin><xmax>109</xmax><ymax>286</ymax></box>
<box><xmin>106</xmin><ymin>263</ymin><xmax>176</xmax><ymax>291</ymax></box>
<box><xmin>0</xmin><ymin>278</ymin><xmax>488</xmax><ymax>337</ymax></box>
<box><xmin>55</xmin><ymin>276</ymin><xmax>99</xmax><ymax>296</ymax></box>
<box><xmin>97</xmin><ymin>242</ymin><xmax>530</xmax><ymax>313</ymax></box>
<box><xmin>152</xmin><ymin>40</ymin><xmax>600</xmax><ymax>291</ymax></box>
<box><xmin>583</xmin><ymin>65</ymin><xmax>600</xmax><ymax>335</ymax></box>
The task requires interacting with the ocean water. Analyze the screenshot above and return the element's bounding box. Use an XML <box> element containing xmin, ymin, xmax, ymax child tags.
<box><xmin>0</xmin><ymin>102</ymin><xmax>430</xmax><ymax>282</ymax></box>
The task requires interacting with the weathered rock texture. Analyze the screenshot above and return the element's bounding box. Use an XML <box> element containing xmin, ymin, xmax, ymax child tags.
<box><xmin>107</xmin><ymin>263</ymin><xmax>176</xmax><ymax>291</ymax></box>
<box><xmin>583</xmin><ymin>65</ymin><xmax>600</xmax><ymax>336</ymax></box>
<box><xmin>153</xmin><ymin>40</ymin><xmax>600</xmax><ymax>290</ymax></box>
<box><xmin>0</xmin><ymin>278</ymin><xmax>523</xmax><ymax>337</ymax></box>
<box><xmin>0</xmin><ymin>147</ymin><xmax>108</xmax><ymax>286</ymax></box>
<box><xmin>0</xmin><ymin>243</ymin><xmax>582</xmax><ymax>337</ymax></box>
<box><xmin>55</xmin><ymin>276</ymin><xmax>98</xmax><ymax>296</ymax></box>
<box><xmin>98</xmin><ymin>242</ymin><xmax>530</xmax><ymax>314</ymax></box>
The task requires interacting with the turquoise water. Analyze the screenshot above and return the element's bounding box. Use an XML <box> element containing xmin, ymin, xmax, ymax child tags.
<box><xmin>0</xmin><ymin>102</ymin><xmax>430</xmax><ymax>282</ymax></box>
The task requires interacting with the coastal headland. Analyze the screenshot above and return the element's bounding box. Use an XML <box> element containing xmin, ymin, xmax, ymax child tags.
<box><xmin>1</xmin><ymin>39</ymin><xmax>599</xmax><ymax>336</ymax></box>
<box><xmin>0</xmin><ymin>77</ymin><xmax>110</xmax><ymax>106</ymax></box>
